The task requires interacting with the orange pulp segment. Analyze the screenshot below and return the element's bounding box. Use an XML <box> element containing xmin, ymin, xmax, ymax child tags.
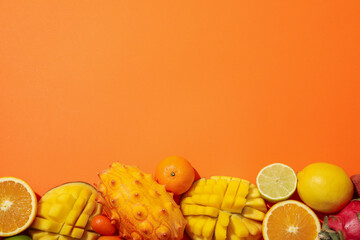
<box><xmin>0</xmin><ymin>177</ymin><xmax>37</xmax><ymax>237</ymax></box>
<box><xmin>262</xmin><ymin>200</ymin><xmax>320</xmax><ymax>240</ymax></box>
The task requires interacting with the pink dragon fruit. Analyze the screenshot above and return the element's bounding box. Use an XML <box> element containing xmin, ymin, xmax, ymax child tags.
<box><xmin>318</xmin><ymin>199</ymin><xmax>360</xmax><ymax>240</ymax></box>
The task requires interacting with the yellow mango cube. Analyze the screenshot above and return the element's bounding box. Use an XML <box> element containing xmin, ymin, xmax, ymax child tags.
<box><xmin>240</xmin><ymin>216</ymin><xmax>261</xmax><ymax>236</ymax></box>
<box><xmin>229</xmin><ymin>214</ymin><xmax>249</xmax><ymax>237</ymax></box>
<box><xmin>202</xmin><ymin>217</ymin><xmax>217</xmax><ymax>238</ymax></box>
<box><xmin>221</xmin><ymin>180</ymin><xmax>239</xmax><ymax>211</ymax></box>
<box><xmin>59</xmin><ymin>225</ymin><xmax>72</xmax><ymax>236</ymax></box>
<box><xmin>31</xmin><ymin>218</ymin><xmax>62</xmax><ymax>233</ymax></box>
<box><xmin>241</xmin><ymin>207</ymin><xmax>265</xmax><ymax>221</ymax></box>
<box><xmin>71</xmin><ymin>227</ymin><xmax>85</xmax><ymax>239</ymax></box>
<box><xmin>247</xmin><ymin>184</ymin><xmax>261</xmax><ymax>199</ymax></box>
<box><xmin>48</xmin><ymin>203</ymin><xmax>70</xmax><ymax>223</ymax></box>
<box><xmin>214</xmin><ymin>211</ymin><xmax>231</xmax><ymax>240</ymax></box>
<box><xmin>245</xmin><ymin>198</ymin><xmax>267</xmax><ymax>213</ymax></box>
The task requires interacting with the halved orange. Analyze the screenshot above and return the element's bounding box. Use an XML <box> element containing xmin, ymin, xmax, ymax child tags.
<box><xmin>262</xmin><ymin>200</ymin><xmax>321</xmax><ymax>240</ymax></box>
<box><xmin>0</xmin><ymin>177</ymin><xmax>37</xmax><ymax>237</ymax></box>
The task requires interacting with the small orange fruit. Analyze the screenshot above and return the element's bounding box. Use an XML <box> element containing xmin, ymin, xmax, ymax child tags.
<box><xmin>262</xmin><ymin>200</ymin><xmax>321</xmax><ymax>240</ymax></box>
<box><xmin>155</xmin><ymin>156</ymin><xmax>195</xmax><ymax>195</ymax></box>
<box><xmin>0</xmin><ymin>177</ymin><xmax>37</xmax><ymax>237</ymax></box>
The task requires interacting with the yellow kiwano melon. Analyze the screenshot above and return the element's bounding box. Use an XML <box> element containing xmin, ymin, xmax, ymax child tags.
<box><xmin>180</xmin><ymin>176</ymin><xmax>268</xmax><ymax>240</ymax></box>
<box><xmin>29</xmin><ymin>182</ymin><xmax>103</xmax><ymax>240</ymax></box>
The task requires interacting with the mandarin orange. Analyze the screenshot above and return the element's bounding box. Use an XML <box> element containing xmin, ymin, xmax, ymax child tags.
<box><xmin>155</xmin><ymin>156</ymin><xmax>195</xmax><ymax>195</ymax></box>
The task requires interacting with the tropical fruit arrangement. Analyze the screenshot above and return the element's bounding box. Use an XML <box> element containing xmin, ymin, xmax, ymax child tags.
<box><xmin>1</xmin><ymin>157</ymin><xmax>360</xmax><ymax>240</ymax></box>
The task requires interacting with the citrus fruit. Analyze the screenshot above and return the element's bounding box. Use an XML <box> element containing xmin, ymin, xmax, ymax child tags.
<box><xmin>262</xmin><ymin>200</ymin><xmax>321</xmax><ymax>240</ymax></box>
<box><xmin>256</xmin><ymin>163</ymin><xmax>297</xmax><ymax>203</ymax></box>
<box><xmin>297</xmin><ymin>162</ymin><xmax>353</xmax><ymax>213</ymax></box>
<box><xmin>0</xmin><ymin>177</ymin><xmax>37</xmax><ymax>237</ymax></box>
<box><xmin>155</xmin><ymin>156</ymin><xmax>195</xmax><ymax>195</ymax></box>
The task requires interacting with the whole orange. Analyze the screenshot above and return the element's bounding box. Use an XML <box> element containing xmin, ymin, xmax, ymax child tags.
<box><xmin>155</xmin><ymin>156</ymin><xmax>195</xmax><ymax>195</ymax></box>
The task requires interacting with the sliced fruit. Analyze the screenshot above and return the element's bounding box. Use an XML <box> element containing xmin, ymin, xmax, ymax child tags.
<box><xmin>231</xmin><ymin>179</ymin><xmax>250</xmax><ymax>213</ymax></box>
<box><xmin>247</xmin><ymin>184</ymin><xmax>261</xmax><ymax>199</ymax></box>
<box><xmin>0</xmin><ymin>177</ymin><xmax>37</xmax><ymax>237</ymax></box>
<box><xmin>262</xmin><ymin>200</ymin><xmax>321</xmax><ymax>240</ymax></box>
<box><xmin>228</xmin><ymin>214</ymin><xmax>249</xmax><ymax>238</ymax></box>
<box><xmin>185</xmin><ymin>216</ymin><xmax>216</xmax><ymax>240</ymax></box>
<box><xmin>256</xmin><ymin>163</ymin><xmax>297</xmax><ymax>203</ymax></box>
<box><xmin>214</xmin><ymin>211</ymin><xmax>231</xmax><ymax>240</ymax></box>
<box><xmin>241</xmin><ymin>207</ymin><xmax>265</xmax><ymax>221</ymax></box>
<box><xmin>181</xmin><ymin>176</ymin><xmax>267</xmax><ymax>240</ymax></box>
<box><xmin>221</xmin><ymin>179</ymin><xmax>240</xmax><ymax>211</ymax></box>
<box><xmin>240</xmin><ymin>216</ymin><xmax>262</xmax><ymax>236</ymax></box>
<box><xmin>245</xmin><ymin>198</ymin><xmax>267</xmax><ymax>213</ymax></box>
<box><xmin>181</xmin><ymin>204</ymin><xmax>219</xmax><ymax>217</ymax></box>
<box><xmin>29</xmin><ymin>182</ymin><xmax>102</xmax><ymax>240</ymax></box>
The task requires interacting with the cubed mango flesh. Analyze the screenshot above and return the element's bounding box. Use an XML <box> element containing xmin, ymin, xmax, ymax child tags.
<box><xmin>181</xmin><ymin>177</ymin><xmax>267</xmax><ymax>240</ymax></box>
<box><xmin>29</xmin><ymin>182</ymin><xmax>102</xmax><ymax>240</ymax></box>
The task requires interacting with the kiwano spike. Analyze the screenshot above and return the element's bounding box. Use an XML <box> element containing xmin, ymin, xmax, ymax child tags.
<box><xmin>95</xmin><ymin>163</ymin><xmax>186</xmax><ymax>240</ymax></box>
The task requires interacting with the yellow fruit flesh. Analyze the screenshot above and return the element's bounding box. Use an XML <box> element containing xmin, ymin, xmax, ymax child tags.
<box><xmin>256</xmin><ymin>163</ymin><xmax>297</xmax><ymax>203</ymax></box>
<box><xmin>29</xmin><ymin>182</ymin><xmax>102</xmax><ymax>240</ymax></box>
<box><xmin>214</xmin><ymin>211</ymin><xmax>231</xmax><ymax>240</ymax></box>
<box><xmin>181</xmin><ymin>177</ymin><xmax>267</xmax><ymax>240</ymax></box>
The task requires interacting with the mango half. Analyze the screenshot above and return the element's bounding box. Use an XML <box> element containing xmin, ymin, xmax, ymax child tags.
<box><xmin>29</xmin><ymin>182</ymin><xmax>102</xmax><ymax>240</ymax></box>
<box><xmin>180</xmin><ymin>176</ymin><xmax>268</xmax><ymax>240</ymax></box>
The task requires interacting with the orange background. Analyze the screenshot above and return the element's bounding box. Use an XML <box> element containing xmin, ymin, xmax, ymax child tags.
<box><xmin>1</xmin><ymin>1</ymin><xmax>360</xmax><ymax>199</ymax></box>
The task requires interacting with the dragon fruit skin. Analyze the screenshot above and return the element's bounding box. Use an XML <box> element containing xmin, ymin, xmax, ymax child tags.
<box><xmin>351</xmin><ymin>175</ymin><xmax>360</xmax><ymax>198</ymax></box>
<box><xmin>327</xmin><ymin>199</ymin><xmax>360</xmax><ymax>240</ymax></box>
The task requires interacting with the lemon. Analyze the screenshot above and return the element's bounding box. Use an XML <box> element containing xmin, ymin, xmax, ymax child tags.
<box><xmin>256</xmin><ymin>163</ymin><xmax>297</xmax><ymax>203</ymax></box>
<box><xmin>297</xmin><ymin>162</ymin><xmax>354</xmax><ymax>213</ymax></box>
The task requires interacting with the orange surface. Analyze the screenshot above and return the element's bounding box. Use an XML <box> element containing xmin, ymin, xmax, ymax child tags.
<box><xmin>1</xmin><ymin>0</ymin><xmax>360</xmax><ymax>201</ymax></box>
